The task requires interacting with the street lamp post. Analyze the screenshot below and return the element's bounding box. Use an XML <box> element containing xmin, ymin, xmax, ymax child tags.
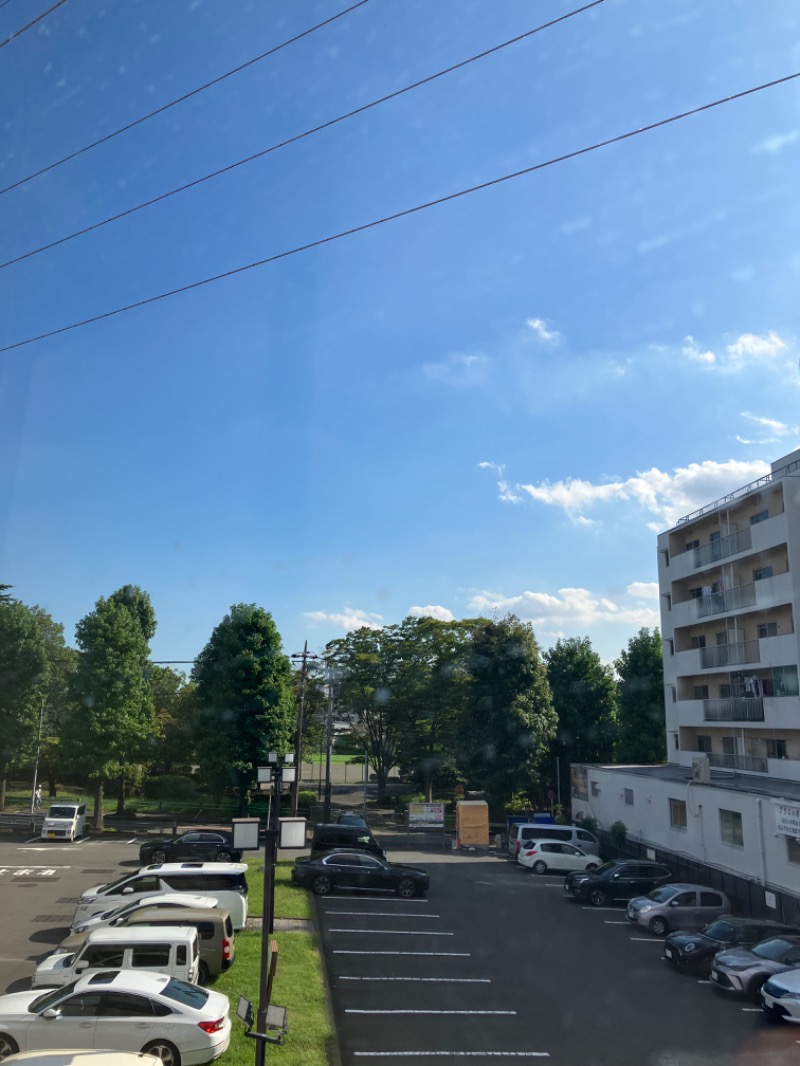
<box><xmin>290</xmin><ymin>643</ymin><xmax>321</xmax><ymax>816</ymax></box>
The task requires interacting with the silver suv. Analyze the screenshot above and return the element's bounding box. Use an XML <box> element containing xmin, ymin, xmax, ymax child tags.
<box><xmin>711</xmin><ymin>935</ymin><xmax>800</xmax><ymax>1001</ymax></box>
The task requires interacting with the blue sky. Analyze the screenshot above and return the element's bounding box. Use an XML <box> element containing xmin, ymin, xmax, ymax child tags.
<box><xmin>1</xmin><ymin>0</ymin><xmax>798</xmax><ymax>669</ymax></box>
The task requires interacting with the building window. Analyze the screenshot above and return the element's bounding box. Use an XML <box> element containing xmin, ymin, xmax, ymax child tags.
<box><xmin>671</xmin><ymin>732</ymin><xmax>679</xmax><ymax>749</ymax></box>
<box><xmin>665</xmin><ymin>594</ymin><xmax>671</xmax><ymax>611</ymax></box>
<box><xmin>787</xmin><ymin>838</ymin><xmax>800</xmax><ymax>865</ymax></box>
<box><xmin>720</xmin><ymin>809</ymin><xmax>744</xmax><ymax>847</ymax></box>
<box><xmin>753</xmin><ymin>565</ymin><xmax>773</xmax><ymax>581</ymax></box>
<box><xmin>591</xmin><ymin>781</ymin><xmax>599</xmax><ymax>797</ymax></box>
<box><xmin>772</xmin><ymin>666</ymin><xmax>799</xmax><ymax>697</ymax></box>
<box><xmin>691</xmin><ymin>635</ymin><xmax>706</xmax><ymax>649</ymax></box>
<box><xmin>686</xmin><ymin>539</ymin><xmax>700</xmax><ymax>552</ymax></box>
<box><xmin>750</xmin><ymin>510</ymin><xmax>769</xmax><ymax>525</ymax></box>
<box><xmin>758</xmin><ymin>622</ymin><xmax>778</xmax><ymax>639</ymax></box>
<box><xmin>765</xmin><ymin>739</ymin><xmax>787</xmax><ymax>759</ymax></box>
<box><xmin>696</xmin><ymin>735</ymin><xmax>712</xmax><ymax>753</ymax></box>
<box><xmin>624</xmin><ymin>789</ymin><xmax>634</xmax><ymax>806</ymax></box>
<box><xmin>689</xmin><ymin>587</ymin><xmax>702</xmax><ymax>599</ymax></box>
<box><xmin>669</xmin><ymin>799</ymin><xmax>687</xmax><ymax>830</ymax></box>
<box><xmin>667</xmin><ymin>639</ymin><xmax>674</xmax><ymax>656</ymax></box>
<box><xmin>693</xmin><ymin>685</ymin><xmax>709</xmax><ymax>700</ymax></box>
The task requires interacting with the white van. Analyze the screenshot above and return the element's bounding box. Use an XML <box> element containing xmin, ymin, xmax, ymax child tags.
<box><xmin>40</xmin><ymin>802</ymin><xmax>87</xmax><ymax>842</ymax></box>
<box><xmin>507</xmin><ymin>823</ymin><xmax>600</xmax><ymax>857</ymax></box>
<box><xmin>72</xmin><ymin>862</ymin><xmax>249</xmax><ymax>930</ymax></box>
<box><xmin>32</xmin><ymin>924</ymin><xmax>200</xmax><ymax>988</ymax></box>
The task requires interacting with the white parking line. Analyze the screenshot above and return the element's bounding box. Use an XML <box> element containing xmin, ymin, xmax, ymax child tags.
<box><xmin>354</xmin><ymin>1053</ymin><xmax>550</xmax><ymax>1058</ymax></box>
<box><xmin>324</xmin><ymin>898</ymin><xmax>429</xmax><ymax>905</ymax></box>
<box><xmin>346</xmin><ymin>1010</ymin><xmax>516</xmax><ymax>1016</ymax></box>
<box><xmin>580</xmin><ymin>907</ymin><xmax>619</xmax><ymax>912</ymax></box>
<box><xmin>333</xmin><ymin>951</ymin><xmax>470</xmax><ymax>957</ymax></box>
<box><xmin>329</xmin><ymin>929</ymin><xmax>453</xmax><ymax>936</ymax></box>
<box><xmin>327</xmin><ymin>912</ymin><xmax>440</xmax><ymax>919</ymax></box>
<box><xmin>629</xmin><ymin>937</ymin><xmax>665</xmax><ymax>943</ymax></box>
<box><xmin>603</xmin><ymin>921</ymin><xmax>628</xmax><ymax>925</ymax></box>
<box><xmin>696</xmin><ymin>980</ymin><xmax>712</xmax><ymax>985</ymax></box>
<box><xmin>741</xmin><ymin>1008</ymin><xmax>762</xmax><ymax>1013</ymax></box>
<box><xmin>340</xmin><ymin>977</ymin><xmax>490</xmax><ymax>983</ymax></box>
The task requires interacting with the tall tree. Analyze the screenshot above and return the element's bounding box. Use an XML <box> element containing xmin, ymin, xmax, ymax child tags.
<box><xmin>0</xmin><ymin>600</ymin><xmax>47</xmax><ymax>809</ymax></box>
<box><xmin>192</xmin><ymin>604</ymin><xmax>294</xmax><ymax>812</ymax></box>
<box><xmin>146</xmin><ymin>666</ymin><xmax>199</xmax><ymax>776</ymax></box>
<box><xmin>0</xmin><ymin>584</ymin><xmax>14</xmax><ymax>604</ymax></box>
<box><xmin>460</xmin><ymin>615</ymin><xmax>557</xmax><ymax>810</ymax></box>
<box><xmin>62</xmin><ymin>587</ymin><xmax>157</xmax><ymax>827</ymax></box>
<box><xmin>545</xmin><ymin>636</ymin><xmax>618</xmax><ymax>789</ymax></box>
<box><xmin>615</xmin><ymin>628</ymin><xmax>665</xmax><ymax>763</ymax></box>
<box><xmin>30</xmin><ymin>606</ymin><xmax>78</xmax><ymax>798</ymax></box>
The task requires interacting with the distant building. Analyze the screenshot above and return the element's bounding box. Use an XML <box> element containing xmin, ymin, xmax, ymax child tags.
<box><xmin>571</xmin><ymin>446</ymin><xmax>800</xmax><ymax>919</ymax></box>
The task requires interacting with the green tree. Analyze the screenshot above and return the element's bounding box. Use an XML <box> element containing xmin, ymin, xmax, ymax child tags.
<box><xmin>0</xmin><ymin>584</ymin><xmax>14</xmax><ymax>604</ymax></box>
<box><xmin>62</xmin><ymin>587</ymin><xmax>157</xmax><ymax>827</ymax></box>
<box><xmin>30</xmin><ymin>606</ymin><xmax>79</xmax><ymax>798</ymax></box>
<box><xmin>460</xmin><ymin>615</ymin><xmax>557</xmax><ymax>810</ymax></box>
<box><xmin>615</xmin><ymin>628</ymin><xmax>665</xmax><ymax>763</ymax></box>
<box><xmin>0</xmin><ymin>600</ymin><xmax>47</xmax><ymax>809</ymax></box>
<box><xmin>192</xmin><ymin>604</ymin><xmax>294</xmax><ymax>812</ymax></box>
<box><xmin>146</xmin><ymin>666</ymin><xmax>199</xmax><ymax>776</ymax></box>
<box><xmin>545</xmin><ymin>636</ymin><xmax>618</xmax><ymax>784</ymax></box>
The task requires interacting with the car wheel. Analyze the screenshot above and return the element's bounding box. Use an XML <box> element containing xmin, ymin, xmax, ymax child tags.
<box><xmin>313</xmin><ymin>875</ymin><xmax>332</xmax><ymax>896</ymax></box>
<box><xmin>0</xmin><ymin>1034</ymin><xmax>19</xmax><ymax>1061</ymax></box>
<box><xmin>197</xmin><ymin>961</ymin><xmax>210</xmax><ymax>985</ymax></box>
<box><xmin>143</xmin><ymin>1041</ymin><xmax>181</xmax><ymax>1066</ymax></box>
<box><xmin>649</xmin><ymin>916</ymin><xmax>669</xmax><ymax>937</ymax></box>
<box><xmin>150</xmin><ymin>847</ymin><xmax>167</xmax><ymax>863</ymax></box>
<box><xmin>397</xmin><ymin>878</ymin><xmax>417</xmax><ymax>899</ymax></box>
<box><xmin>216</xmin><ymin>850</ymin><xmax>232</xmax><ymax>862</ymax></box>
<box><xmin>532</xmin><ymin>860</ymin><xmax>548</xmax><ymax>875</ymax></box>
<box><xmin>588</xmin><ymin>888</ymin><xmax>607</xmax><ymax>907</ymax></box>
<box><xmin>585</xmin><ymin>863</ymin><xmax>598</xmax><ymax>871</ymax></box>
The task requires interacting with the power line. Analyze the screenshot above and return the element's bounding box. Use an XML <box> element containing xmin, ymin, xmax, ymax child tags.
<box><xmin>0</xmin><ymin>0</ymin><xmax>370</xmax><ymax>197</ymax></box>
<box><xmin>2</xmin><ymin>71</ymin><xmax>797</xmax><ymax>356</ymax></box>
<box><xmin>0</xmin><ymin>0</ymin><xmax>66</xmax><ymax>49</ymax></box>
<box><xmin>0</xmin><ymin>0</ymin><xmax>604</xmax><ymax>272</ymax></box>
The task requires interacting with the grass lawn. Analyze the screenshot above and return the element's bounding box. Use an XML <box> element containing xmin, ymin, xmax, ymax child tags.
<box><xmin>212</xmin><ymin>858</ymin><xmax>334</xmax><ymax>1066</ymax></box>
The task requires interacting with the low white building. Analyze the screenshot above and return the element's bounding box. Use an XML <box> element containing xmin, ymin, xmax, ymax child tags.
<box><xmin>572</xmin><ymin>446</ymin><xmax>800</xmax><ymax>921</ymax></box>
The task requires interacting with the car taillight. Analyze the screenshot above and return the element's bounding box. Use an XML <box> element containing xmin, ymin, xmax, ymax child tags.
<box><xmin>222</xmin><ymin>938</ymin><xmax>232</xmax><ymax>960</ymax></box>
<box><xmin>198</xmin><ymin>1018</ymin><xmax>225</xmax><ymax>1034</ymax></box>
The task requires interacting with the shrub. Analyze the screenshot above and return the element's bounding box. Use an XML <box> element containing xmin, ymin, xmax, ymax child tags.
<box><xmin>142</xmin><ymin>774</ymin><xmax>198</xmax><ymax>803</ymax></box>
<box><xmin>575</xmin><ymin>813</ymin><xmax>598</xmax><ymax>835</ymax></box>
<box><xmin>297</xmin><ymin>790</ymin><xmax>317</xmax><ymax>811</ymax></box>
<box><xmin>610</xmin><ymin>820</ymin><xmax>627</xmax><ymax>848</ymax></box>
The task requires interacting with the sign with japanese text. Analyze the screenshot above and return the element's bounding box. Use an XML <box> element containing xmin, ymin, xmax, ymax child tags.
<box><xmin>774</xmin><ymin>801</ymin><xmax>800</xmax><ymax>837</ymax></box>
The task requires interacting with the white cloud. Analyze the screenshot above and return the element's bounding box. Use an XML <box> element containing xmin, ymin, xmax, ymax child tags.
<box><xmin>626</xmin><ymin>581</ymin><xmax>659</xmax><ymax>600</ymax></box>
<box><xmin>682</xmin><ymin>335</ymin><xmax>716</xmax><ymax>364</ymax></box>
<box><xmin>468</xmin><ymin>585</ymin><xmax>659</xmax><ymax>631</ymax></box>
<box><xmin>303</xmin><ymin>608</ymin><xmax>383</xmax><ymax>632</ymax></box>
<box><xmin>512</xmin><ymin>458</ymin><xmax>770</xmax><ymax>528</ymax></box>
<box><xmin>422</xmin><ymin>351</ymin><xmax>490</xmax><ymax>386</ymax></box>
<box><xmin>479</xmin><ymin>461</ymin><xmax>522</xmax><ymax>504</ymax></box>
<box><xmin>726</xmin><ymin>331</ymin><xmax>787</xmax><ymax>361</ymax></box>
<box><xmin>526</xmin><ymin>317</ymin><xmax>561</xmax><ymax>343</ymax></box>
<box><xmin>751</xmin><ymin>130</ymin><xmax>799</xmax><ymax>155</ymax></box>
<box><xmin>408</xmin><ymin>605</ymin><xmax>455</xmax><ymax>622</ymax></box>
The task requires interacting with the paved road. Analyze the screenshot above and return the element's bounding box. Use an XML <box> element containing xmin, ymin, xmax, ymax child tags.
<box><xmin>316</xmin><ymin>847</ymin><xmax>800</xmax><ymax>1066</ymax></box>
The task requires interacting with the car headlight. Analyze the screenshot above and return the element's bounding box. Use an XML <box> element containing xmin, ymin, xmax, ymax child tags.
<box><xmin>638</xmin><ymin>904</ymin><xmax>652</xmax><ymax>914</ymax></box>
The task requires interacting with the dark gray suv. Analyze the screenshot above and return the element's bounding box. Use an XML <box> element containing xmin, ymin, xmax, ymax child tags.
<box><xmin>565</xmin><ymin>860</ymin><xmax>672</xmax><ymax>906</ymax></box>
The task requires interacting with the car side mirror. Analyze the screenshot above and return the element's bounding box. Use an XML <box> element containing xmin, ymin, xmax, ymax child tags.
<box><xmin>611</xmin><ymin>873</ymin><xmax>620</xmax><ymax>879</ymax></box>
<box><xmin>121</xmin><ymin>887</ymin><xmax>134</xmax><ymax>894</ymax></box>
<box><xmin>42</xmin><ymin>1008</ymin><xmax>60</xmax><ymax>1020</ymax></box>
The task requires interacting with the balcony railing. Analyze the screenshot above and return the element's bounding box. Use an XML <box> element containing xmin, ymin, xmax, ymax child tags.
<box><xmin>693</xmin><ymin>528</ymin><xmax>752</xmax><ymax>568</ymax></box>
<box><xmin>696</xmin><ymin>582</ymin><xmax>756</xmax><ymax>618</ymax></box>
<box><xmin>703</xmin><ymin>697</ymin><xmax>764</xmax><ymax>721</ymax></box>
<box><xmin>700</xmin><ymin>639</ymin><xmax>760</xmax><ymax>669</ymax></box>
<box><xmin>708</xmin><ymin>752</ymin><xmax>768</xmax><ymax>773</ymax></box>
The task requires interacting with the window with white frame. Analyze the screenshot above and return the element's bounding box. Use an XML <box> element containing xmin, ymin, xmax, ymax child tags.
<box><xmin>720</xmin><ymin>809</ymin><xmax>743</xmax><ymax>847</ymax></box>
<box><xmin>758</xmin><ymin>622</ymin><xmax>778</xmax><ymax>639</ymax></box>
<box><xmin>669</xmin><ymin>798</ymin><xmax>687</xmax><ymax>830</ymax></box>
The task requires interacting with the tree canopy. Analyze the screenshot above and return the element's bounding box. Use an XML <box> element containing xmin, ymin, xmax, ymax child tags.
<box><xmin>545</xmin><ymin>636</ymin><xmax>618</xmax><ymax>775</ymax></box>
<box><xmin>0</xmin><ymin>600</ymin><xmax>47</xmax><ymax>808</ymax></box>
<box><xmin>615</xmin><ymin>627</ymin><xmax>665</xmax><ymax>764</ymax></box>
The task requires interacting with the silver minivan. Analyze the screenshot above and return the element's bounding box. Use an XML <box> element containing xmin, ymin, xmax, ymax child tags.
<box><xmin>626</xmin><ymin>882</ymin><xmax>731</xmax><ymax>936</ymax></box>
<box><xmin>507</xmin><ymin>823</ymin><xmax>600</xmax><ymax>857</ymax></box>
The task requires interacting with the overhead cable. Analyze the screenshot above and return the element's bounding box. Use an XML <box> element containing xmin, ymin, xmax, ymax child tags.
<box><xmin>0</xmin><ymin>0</ymin><xmax>66</xmax><ymax>49</ymax></box>
<box><xmin>0</xmin><ymin>0</ymin><xmax>604</xmax><ymax>271</ymax></box>
<box><xmin>1</xmin><ymin>71</ymin><xmax>797</xmax><ymax>356</ymax></box>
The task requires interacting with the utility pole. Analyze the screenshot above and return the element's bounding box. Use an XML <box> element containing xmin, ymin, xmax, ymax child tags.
<box><xmin>323</xmin><ymin>668</ymin><xmax>335</xmax><ymax>823</ymax></box>
<box><xmin>289</xmin><ymin>642</ymin><xmax>321</xmax><ymax>816</ymax></box>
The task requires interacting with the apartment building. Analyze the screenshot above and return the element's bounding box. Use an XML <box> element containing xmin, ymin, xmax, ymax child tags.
<box><xmin>571</xmin><ymin>446</ymin><xmax>800</xmax><ymax>918</ymax></box>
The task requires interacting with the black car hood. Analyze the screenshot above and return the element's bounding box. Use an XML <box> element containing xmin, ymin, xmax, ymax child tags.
<box><xmin>665</xmin><ymin>931</ymin><xmax>720</xmax><ymax>950</ymax></box>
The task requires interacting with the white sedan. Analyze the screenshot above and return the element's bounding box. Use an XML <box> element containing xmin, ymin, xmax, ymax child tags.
<box><xmin>517</xmin><ymin>839</ymin><xmax>601</xmax><ymax>875</ymax></box>
<box><xmin>762</xmin><ymin>968</ymin><xmax>800</xmax><ymax>1023</ymax></box>
<box><xmin>0</xmin><ymin>971</ymin><xmax>230</xmax><ymax>1066</ymax></box>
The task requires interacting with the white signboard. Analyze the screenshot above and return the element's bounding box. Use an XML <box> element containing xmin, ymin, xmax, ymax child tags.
<box><xmin>774</xmin><ymin>801</ymin><xmax>800</xmax><ymax>838</ymax></box>
<box><xmin>408</xmin><ymin>802</ymin><xmax>445</xmax><ymax>828</ymax></box>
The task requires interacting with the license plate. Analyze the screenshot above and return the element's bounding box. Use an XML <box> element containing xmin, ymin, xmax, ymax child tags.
<box><xmin>47</xmin><ymin>832</ymin><xmax>55</xmax><ymax>838</ymax></box>
<box><xmin>665</xmin><ymin>948</ymin><xmax>672</xmax><ymax>959</ymax></box>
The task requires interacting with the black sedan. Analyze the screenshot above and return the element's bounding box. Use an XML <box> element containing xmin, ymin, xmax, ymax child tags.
<box><xmin>138</xmin><ymin>829</ymin><xmax>241</xmax><ymax>864</ymax></box>
<box><xmin>665</xmin><ymin>917</ymin><xmax>800</xmax><ymax>976</ymax></box>
<box><xmin>292</xmin><ymin>849</ymin><xmax>429</xmax><ymax>898</ymax></box>
<box><xmin>564</xmin><ymin>860</ymin><xmax>672</xmax><ymax>906</ymax></box>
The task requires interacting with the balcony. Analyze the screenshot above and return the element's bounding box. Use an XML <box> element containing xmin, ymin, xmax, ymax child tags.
<box><xmin>693</xmin><ymin>528</ymin><xmax>752</xmax><ymax>568</ymax></box>
<box><xmin>700</xmin><ymin>639</ymin><xmax>760</xmax><ymax>669</ymax></box>
<box><xmin>703</xmin><ymin>697</ymin><xmax>764</xmax><ymax>722</ymax></box>
<box><xmin>708</xmin><ymin>752</ymin><xmax>768</xmax><ymax>773</ymax></box>
<box><xmin>696</xmin><ymin>582</ymin><xmax>756</xmax><ymax>619</ymax></box>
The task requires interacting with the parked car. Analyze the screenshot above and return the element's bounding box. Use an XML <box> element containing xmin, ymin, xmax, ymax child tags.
<box><xmin>39</xmin><ymin>804</ymin><xmax>87</xmax><ymax>843</ymax></box>
<box><xmin>0</xmin><ymin>970</ymin><xmax>230</xmax><ymax>1066</ymax></box>
<box><xmin>60</xmin><ymin>904</ymin><xmax>235</xmax><ymax>986</ymax></box>
<box><xmin>507</xmin><ymin>822</ymin><xmax>600</xmax><ymax>857</ymax></box>
<box><xmin>70</xmin><ymin>893</ymin><xmax>219</xmax><ymax>935</ymax></box>
<box><xmin>336</xmin><ymin>812</ymin><xmax>368</xmax><ymax>828</ymax></box>
<box><xmin>710</xmin><ymin>935</ymin><xmax>800</xmax><ymax>1001</ymax></box>
<box><xmin>310</xmin><ymin>823</ymin><xmax>385</xmax><ymax>859</ymax></box>
<box><xmin>292</xmin><ymin>850</ymin><xmax>429</xmax><ymax>897</ymax></box>
<box><xmin>139</xmin><ymin>831</ymin><xmax>241</xmax><ymax>865</ymax></box>
<box><xmin>2</xmin><ymin>1054</ymin><xmax>161</xmax><ymax>1066</ymax></box>
<box><xmin>762</xmin><ymin>968</ymin><xmax>800</xmax><ymax>1022</ymax></box>
<box><xmin>564</xmin><ymin>860</ymin><xmax>673</xmax><ymax>906</ymax></box>
<box><xmin>665</xmin><ymin>917</ymin><xmax>800</xmax><ymax>976</ymax></box>
<box><xmin>517</xmin><ymin>840</ymin><xmax>600</xmax><ymax>875</ymax></box>
<box><xmin>626</xmin><ymin>883</ymin><xmax>730</xmax><ymax>936</ymax></box>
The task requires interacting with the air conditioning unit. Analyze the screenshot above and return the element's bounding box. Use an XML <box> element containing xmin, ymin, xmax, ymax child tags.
<box><xmin>692</xmin><ymin>755</ymin><xmax>711</xmax><ymax>783</ymax></box>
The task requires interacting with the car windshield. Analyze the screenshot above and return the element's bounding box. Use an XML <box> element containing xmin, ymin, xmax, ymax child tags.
<box><xmin>592</xmin><ymin>863</ymin><xmax>618</xmax><ymax>876</ymax></box>
<box><xmin>702</xmin><ymin>920</ymin><xmax>735</xmax><ymax>942</ymax></box>
<box><xmin>753</xmin><ymin>938</ymin><xmax>797</xmax><ymax>961</ymax></box>
<box><xmin>160</xmin><ymin>978</ymin><xmax>209</xmax><ymax>1008</ymax></box>
<box><xmin>46</xmin><ymin>806</ymin><xmax>78</xmax><ymax>819</ymax></box>
<box><xmin>95</xmin><ymin>874</ymin><xmax>138</xmax><ymax>894</ymax></box>
<box><xmin>648</xmin><ymin>887</ymin><xmax>679</xmax><ymax>903</ymax></box>
<box><xmin>29</xmin><ymin>983</ymin><xmax>77</xmax><ymax>1013</ymax></box>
